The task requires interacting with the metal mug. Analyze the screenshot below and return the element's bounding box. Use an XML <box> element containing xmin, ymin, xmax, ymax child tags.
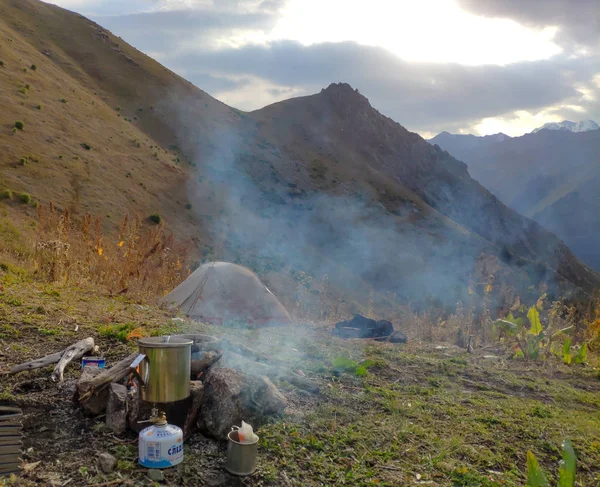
<box><xmin>225</xmin><ymin>428</ymin><xmax>259</xmax><ymax>476</ymax></box>
<box><xmin>134</xmin><ymin>336</ymin><xmax>192</xmax><ymax>403</ymax></box>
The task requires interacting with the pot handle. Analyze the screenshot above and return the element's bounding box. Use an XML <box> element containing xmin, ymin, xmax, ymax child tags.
<box><xmin>130</xmin><ymin>353</ymin><xmax>148</xmax><ymax>386</ymax></box>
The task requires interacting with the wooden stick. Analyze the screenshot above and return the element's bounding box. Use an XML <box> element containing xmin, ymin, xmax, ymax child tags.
<box><xmin>51</xmin><ymin>337</ymin><xmax>95</xmax><ymax>382</ymax></box>
<box><xmin>9</xmin><ymin>351</ymin><xmax>64</xmax><ymax>375</ymax></box>
<box><xmin>79</xmin><ymin>352</ymin><xmax>138</xmax><ymax>402</ymax></box>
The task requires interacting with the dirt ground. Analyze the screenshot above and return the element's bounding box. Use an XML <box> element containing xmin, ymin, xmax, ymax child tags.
<box><xmin>1</xmin><ymin>280</ymin><xmax>600</xmax><ymax>486</ymax></box>
<box><xmin>2</xmin><ymin>322</ymin><xmax>600</xmax><ymax>486</ymax></box>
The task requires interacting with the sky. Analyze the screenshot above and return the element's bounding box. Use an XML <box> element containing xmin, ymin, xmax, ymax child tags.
<box><xmin>48</xmin><ymin>0</ymin><xmax>600</xmax><ymax>137</ymax></box>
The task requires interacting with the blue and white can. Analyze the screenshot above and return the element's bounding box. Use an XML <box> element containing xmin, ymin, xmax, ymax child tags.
<box><xmin>138</xmin><ymin>422</ymin><xmax>184</xmax><ymax>468</ymax></box>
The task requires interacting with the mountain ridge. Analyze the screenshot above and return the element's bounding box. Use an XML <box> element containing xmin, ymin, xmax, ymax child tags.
<box><xmin>1</xmin><ymin>0</ymin><xmax>598</xmax><ymax>315</ymax></box>
<box><xmin>430</xmin><ymin>126</ymin><xmax>600</xmax><ymax>270</ymax></box>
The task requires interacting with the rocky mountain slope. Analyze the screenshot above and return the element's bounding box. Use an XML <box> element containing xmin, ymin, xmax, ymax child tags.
<box><xmin>1</xmin><ymin>0</ymin><xmax>598</xmax><ymax>316</ymax></box>
<box><xmin>429</xmin><ymin>128</ymin><xmax>600</xmax><ymax>270</ymax></box>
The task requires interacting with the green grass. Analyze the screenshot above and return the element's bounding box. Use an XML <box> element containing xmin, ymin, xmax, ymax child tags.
<box><xmin>98</xmin><ymin>322</ymin><xmax>137</xmax><ymax>342</ymax></box>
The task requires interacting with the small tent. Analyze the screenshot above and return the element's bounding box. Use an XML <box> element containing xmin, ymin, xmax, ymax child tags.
<box><xmin>161</xmin><ymin>262</ymin><xmax>291</xmax><ymax>325</ymax></box>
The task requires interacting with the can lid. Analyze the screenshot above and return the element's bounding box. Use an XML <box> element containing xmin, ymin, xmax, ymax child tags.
<box><xmin>137</xmin><ymin>336</ymin><xmax>193</xmax><ymax>348</ymax></box>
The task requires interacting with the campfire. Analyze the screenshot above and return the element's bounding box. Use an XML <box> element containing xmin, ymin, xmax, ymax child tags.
<box><xmin>7</xmin><ymin>332</ymin><xmax>319</xmax><ymax>474</ymax></box>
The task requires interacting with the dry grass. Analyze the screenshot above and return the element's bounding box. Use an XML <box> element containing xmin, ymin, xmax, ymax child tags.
<box><xmin>33</xmin><ymin>204</ymin><xmax>190</xmax><ymax>301</ymax></box>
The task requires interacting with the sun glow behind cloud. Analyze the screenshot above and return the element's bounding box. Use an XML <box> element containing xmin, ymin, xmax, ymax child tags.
<box><xmin>269</xmin><ymin>0</ymin><xmax>561</xmax><ymax>65</ymax></box>
<box><xmin>46</xmin><ymin>0</ymin><xmax>595</xmax><ymax>136</ymax></box>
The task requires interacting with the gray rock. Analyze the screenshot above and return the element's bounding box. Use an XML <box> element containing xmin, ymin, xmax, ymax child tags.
<box><xmin>199</xmin><ymin>367</ymin><xmax>286</xmax><ymax>440</ymax></box>
<box><xmin>389</xmin><ymin>330</ymin><xmax>408</xmax><ymax>343</ymax></box>
<box><xmin>262</xmin><ymin>376</ymin><xmax>288</xmax><ymax>412</ymax></box>
<box><xmin>98</xmin><ymin>452</ymin><xmax>117</xmax><ymax>474</ymax></box>
<box><xmin>106</xmin><ymin>383</ymin><xmax>128</xmax><ymax>434</ymax></box>
<box><xmin>147</xmin><ymin>469</ymin><xmax>164</xmax><ymax>482</ymax></box>
<box><xmin>77</xmin><ymin>367</ymin><xmax>107</xmax><ymax>415</ymax></box>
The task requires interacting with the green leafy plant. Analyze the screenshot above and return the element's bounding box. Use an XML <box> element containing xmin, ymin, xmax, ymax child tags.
<box><xmin>500</xmin><ymin>306</ymin><xmax>546</xmax><ymax>359</ymax></box>
<box><xmin>332</xmin><ymin>356</ymin><xmax>372</xmax><ymax>376</ymax></box>
<box><xmin>18</xmin><ymin>193</ymin><xmax>31</xmax><ymax>204</ymax></box>
<box><xmin>527</xmin><ymin>306</ymin><xmax>543</xmax><ymax>335</ymax></box>
<box><xmin>0</xmin><ymin>60</ymin><xmax>4</xmax><ymax>66</ymax></box>
<box><xmin>30</xmin><ymin>64</ymin><xmax>36</xmax><ymax>71</ymax></box>
<box><xmin>525</xmin><ymin>439</ymin><xmax>576</xmax><ymax>487</ymax></box>
<box><xmin>148</xmin><ymin>214</ymin><xmax>162</xmax><ymax>225</ymax></box>
<box><xmin>14</xmin><ymin>121</ymin><xmax>24</xmax><ymax>130</ymax></box>
<box><xmin>0</xmin><ymin>189</ymin><xmax>13</xmax><ymax>199</ymax></box>
<box><xmin>562</xmin><ymin>338</ymin><xmax>572</xmax><ymax>364</ymax></box>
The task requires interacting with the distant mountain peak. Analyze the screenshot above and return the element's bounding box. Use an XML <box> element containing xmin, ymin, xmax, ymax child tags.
<box><xmin>321</xmin><ymin>82</ymin><xmax>370</xmax><ymax>108</ymax></box>
<box><xmin>532</xmin><ymin>120</ymin><xmax>599</xmax><ymax>134</ymax></box>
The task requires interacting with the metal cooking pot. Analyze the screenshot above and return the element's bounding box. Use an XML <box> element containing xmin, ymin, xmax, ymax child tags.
<box><xmin>135</xmin><ymin>336</ymin><xmax>192</xmax><ymax>403</ymax></box>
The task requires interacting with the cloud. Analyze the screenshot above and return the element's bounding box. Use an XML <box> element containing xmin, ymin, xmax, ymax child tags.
<box><xmin>55</xmin><ymin>0</ymin><xmax>600</xmax><ymax>135</ymax></box>
<box><xmin>163</xmin><ymin>40</ymin><xmax>599</xmax><ymax>134</ymax></box>
<box><xmin>457</xmin><ymin>0</ymin><xmax>600</xmax><ymax>52</ymax></box>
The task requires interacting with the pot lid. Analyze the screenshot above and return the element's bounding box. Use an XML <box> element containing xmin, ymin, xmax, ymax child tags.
<box><xmin>138</xmin><ymin>336</ymin><xmax>193</xmax><ymax>348</ymax></box>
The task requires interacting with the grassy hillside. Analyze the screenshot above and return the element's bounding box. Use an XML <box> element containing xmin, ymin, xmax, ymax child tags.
<box><xmin>1</xmin><ymin>0</ymin><xmax>598</xmax><ymax>320</ymax></box>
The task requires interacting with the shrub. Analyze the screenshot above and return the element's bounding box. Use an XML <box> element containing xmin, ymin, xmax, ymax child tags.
<box><xmin>36</xmin><ymin>104</ymin><xmax>42</xmax><ymax>110</ymax></box>
<box><xmin>14</xmin><ymin>121</ymin><xmax>24</xmax><ymax>130</ymax></box>
<box><xmin>18</xmin><ymin>193</ymin><xmax>31</xmax><ymax>204</ymax></box>
<box><xmin>25</xmin><ymin>84</ymin><xmax>30</xmax><ymax>90</ymax></box>
<box><xmin>58</xmin><ymin>155</ymin><xmax>63</xmax><ymax>159</ymax></box>
<box><xmin>30</xmin><ymin>64</ymin><xmax>36</xmax><ymax>71</ymax></box>
<box><xmin>148</xmin><ymin>214</ymin><xmax>162</xmax><ymax>225</ymax></box>
<box><xmin>80</xmin><ymin>143</ymin><xmax>91</xmax><ymax>150</ymax></box>
<box><xmin>185</xmin><ymin>203</ymin><xmax>192</xmax><ymax>210</ymax></box>
<box><xmin>0</xmin><ymin>60</ymin><xmax>4</xmax><ymax>66</ymax></box>
<box><xmin>18</xmin><ymin>87</ymin><xmax>28</xmax><ymax>96</ymax></box>
<box><xmin>19</xmin><ymin>158</ymin><xmax>26</xmax><ymax>166</ymax></box>
<box><xmin>0</xmin><ymin>189</ymin><xmax>13</xmax><ymax>199</ymax></box>
<box><xmin>60</xmin><ymin>98</ymin><xmax>67</xmax><ymax>103</ymax></box>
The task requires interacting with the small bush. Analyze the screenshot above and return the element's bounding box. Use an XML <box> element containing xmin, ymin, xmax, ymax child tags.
<box><xmin>30</xmin><ymin>64</ymin><xmax>36</xmax><ymax>71</ymax></box>
<box><xmin>60</xmin><ymin>98</ymin><xmax>67</xmax><ymax>103</ymax></box>
<box><xmin>81</xmin><ymin>143</ymin><xmax>91</xmax><ymax>150</ymax></box>
<box><xmin>0</xmin><ymin>60</ymin><xmax>4</xmax><ymax>66</ymax></box>
<box><xmin>22</xmin><ymin>67</ymin><xmax>27</xmax><ymax>73</ymax></box>
<box><xmin>185</xmin><ymin>203</ymin><xmax>192</xmax><ymax>210</ymax></box>
<box><xmin>36</xmin><ymin>104</ymin><xmax>42</xmax><ymax>110</ymax></box>
<box><xmin>18</xmin><ymin>193</ymin><xmax>31</xmax><ymax>204</ymax></box>
<box><xmin>148</xmin><ymin>214</ymin><xmax>162</xmax><ymax>225</ymax></box>
<box><xmin>14</xmin><ymin>121</ymin><xmax>24</xmax><ymax>130</ymax></box>
<box><xmin>18</xmin><ymin>158</ymin><xmax>26</xmax><ymax>166</ymax></box>
<box><xmin>0</xmin><ymin>189</ymin><xmax>13</xmax><ymax>200</ymax></box>
<box><xmin>25</xmin><ymin>84</ymin><xmax>30</xmax><ymax>90</ymax></box>
<box><xmin>58</xmin><ymin>154</ymin><xmax>63</xmax><ymax>159</ymax></box>
<box><xmin>18</xmin><ymin>87</ymin><xmax>28</xmax><ymax>96</ymax></box>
